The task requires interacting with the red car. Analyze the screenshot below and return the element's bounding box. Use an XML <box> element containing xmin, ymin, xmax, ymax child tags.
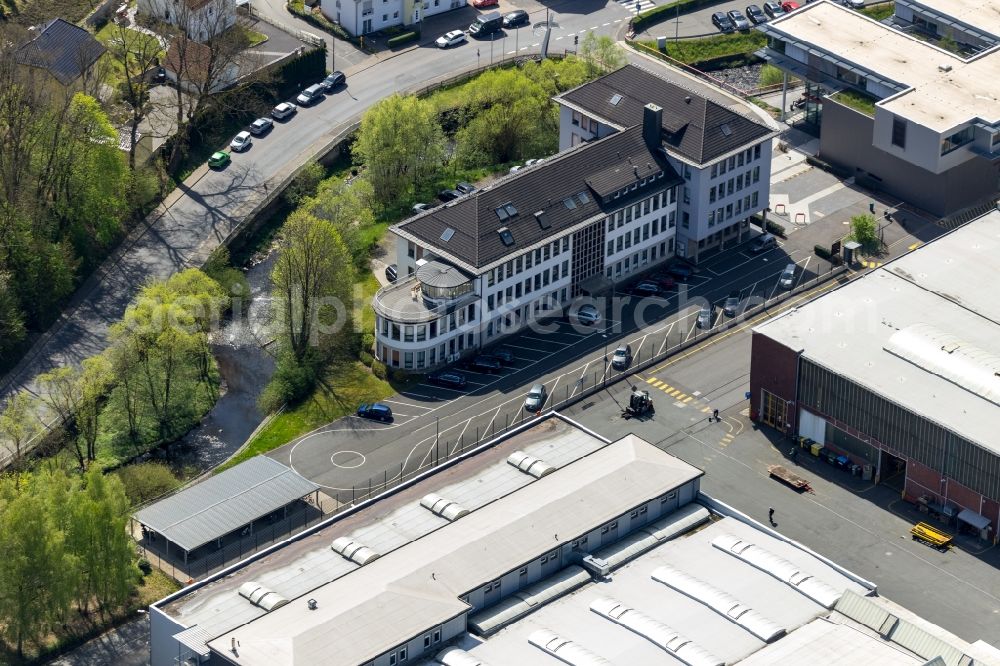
<box><xmin>780</xmin><ymin>1</ymin><xmax>801</xmax><ymax>10</ymax></box>
<box><xmin>472</xmin><ymin>0</ymin><xmax>499</xmax><ymax>7</ymax></box>
<box><xmin>650</xmin><ymin>272</ymin><xmax>677</xmax><ymax>290</ymax></box>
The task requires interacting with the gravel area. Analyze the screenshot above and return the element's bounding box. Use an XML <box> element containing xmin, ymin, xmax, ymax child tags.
<box><xmin>707</xmin><ymin>63</ymin><xmax>765</xmax><ymax>92</ymax></box>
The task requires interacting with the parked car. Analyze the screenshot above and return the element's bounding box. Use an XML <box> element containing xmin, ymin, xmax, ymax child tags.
<box><xmin>763</xmin><ymin>1</ymin><xmax>785</xmax><ymax>18</ymax></box>
<box><xmin>508</xmin><ymin>164</ymin><xmax>523</xmax><ymax>174</ymax></box>
<box><xmin>385</xmin><ymin>264</ymin><xmax>398</xmax><ymax>282</ymax></box>
<box><xmin>271</xmin><ymin>102</ymin><xmax>297</xmax><ymax>120</ymax></box>
<box><xmin>472</xmin><ymin>0</ymin><xmax>498</xmax><ymax>6</ymax></box>
<box><xmin>750</xmin><ymin>232</ymin><xmax>777</xmax><ymax>253</ymax></box>
<box><xmin>230</xmin><ymin>131</ymin><xmax>252</xmax><ymax>152</ymax></box>
<box><xmin>436</xmin><ymin>30</ymin><xmax>467</xmax><ymax>48</ymax></box>
<box><xmin>524</xmin><ymin>158</ymin><xmax>544</xmax><ymax>167</ymax></box>
<box><xmin>455</xmin><ymin>181</ymin><xmax>477</xmax><ymax>194</ymax></box>
<box><xmin>152</xmin><ymin>66</ymin><xmax>167</xmax><ymax>84</ymax></box>
<box><xmin>746</xmin><ymin>4</ymin><xmax>768</xmax><ymax>23</ymax></box>
<box><xmin>651</xmin><ymin>272</ymin><xmax>677</xmax><ymax>290</ymax></box>
<box><xmin>839</xmin><ymin>0</ymin><xmax>864</xmax><ymax>7</ymax></box>
<box><xmin>524</xmin><ymin>383</ymin><xmax>547</xmax><ymax>412</ymax></box>
<box><xmin>727</xmin><ymin>9</ymin><xmax>752</xmax><ymax>30</ymax></box>
<box><xmin>412</xmin><ymin>203</ymin><xmax>431</xmax><ymax>213</ymax></box>
<box><xmin>630</xmin><ymin>281</ymin><xmax>662</xmax><ymax>297</ymax></box>
<box><xmin>712</xmin><ymin>11</ymin><xmax>736</xmax><ymax>32</ymax></box>
<box><xmin>503</xmin><ymin>9</ymin><xmax>530</xmax><ymax>28</ymax></box>
<box><xmin>779</xmin><ymin>263</ymin><xmax>797</xmax><ymax>289</ymax></box>
<box><xmin>207</xmin><ymin>151</ymin><xmax>230</xmax><ymax>169</ymax></box>
<box><xmin>697</xmin><ymin>306</ymin><xmax>713</xmax><ymax>329</ymax></box>
<box><xmin>573</xmin><ymin>303</ymin><xmax>601</xmax><ymax>326</ymax></box>
<box><xmin>667</xmin><ymin>263</ymin><xmax>694</xmax><ymax>280</ymax></box>
<box><xmin>249</xmin><ymin>117</ymin><xmax>273</xmax><ymax>136</ymax></box>
<box><xmin>357</xmin><ymin>403</ymin><xmax>392</xmax><ymax>421</ymax></box>
<box><xmin>296</xmin><ymin>83</ymin><xmax>324</xmax><ymax>106</ymax></box>
<box><xmin>489</xmin><ymin>346</ymin><xmax>515</xmax><ymax>364</ymax></box>
<box><xmin>320</xmin><ymin>71</ymin><xmax>346</xmax><ymax>92</ymax></box>
<box><xmin>611</xmin><ymin>344</ymin><xmax>632</xmax><ymax>370</ymax></box>
<box><xmin>467</xmin><ymin>355</ymin><xmax>502</xmax><ymax>373</ymax></box>
<box><xmin>428</xmin><ymin>370</ymin><xmax>467</xmax><ymax>389</ymax></box>
<box><xmin>723</xmin><ymin>293</ymin><xmax>741</xmax><ymax>317</ymax></box>
<box><xmin>438</xmin><ymin>188</ymin><xmax>463</xmax><ymax>202</ymax></box>
<box><xmin>780</xmin><ymin>0</ymin><xmax>801</xmax><ymax>12</ymax></box>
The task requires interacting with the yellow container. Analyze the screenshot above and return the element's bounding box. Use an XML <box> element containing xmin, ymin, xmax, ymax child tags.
<box><xmin>810</xmin><ymin>442</ymin><xmax>823</xmax><ymax>456</ymax></box>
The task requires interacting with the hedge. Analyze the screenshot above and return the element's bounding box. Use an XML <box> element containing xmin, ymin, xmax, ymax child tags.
<box><xmin>387</xmin><ymin>31</ymin><xmax>420</xmax><ymax>48</ymax></box>
<box><xmin>764</xmin><ymin>218</ymin><xmax>786</xmax><ymax>238</ymax></box>
<box><xmin>633</xmin><ymin>0</ymin><xmax>720</xmax><ymax>32</ymax></box>
<box><xmin>814</xmin><ymin>244</ymin><xmax>832</xmax><ymax>260</ymax></box>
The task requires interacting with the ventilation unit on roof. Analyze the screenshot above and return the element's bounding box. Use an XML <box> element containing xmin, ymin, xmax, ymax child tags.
<box><xmin>507</xmin><ymin>451</ymin><xmax>555</xmax><ymax>478</ymax></box>
<box><xmin>685</xmin><ymin>96</ymin><xmax>692</xmax><ymax>104</ymax></box>
<box><xmin>330</xmin><ymin>537</ymin><xmax>381</xmax><ymax>565</ymax></box>
<box><xmin>721</xmin><ymin>123</ymin><xmax>733</xmax><ymax>137</ymax></box>
<box><xmin>535</xmin><ymin>210</ymin><xmax>551</xmax><ymax>229</ymax></box>
<box><xmin>420</xmin><ymin>493</ymin><xmax>470</xmax><ymax>521</ymax></box>
<box><xmin>440</xmin><ymin>227</ymin><xmax>455</xmax><ymax>242</ymax></box>
<box><xmin>610</xmin><ymin>93</ymin><xmax>623</xmax><ymax>106</ymax></box>
<box><xmin>938</xmin><ymin>63</ymin><xmax>952</xmax><ymax>72</ymax></box>
<box><xmin>238</xmin><ymin>582</ymin><xmax>289</xmax><ymax>612</ymax></box>
<box><xmin>498</xmin><ymin>227</ymin><xmax>515</xmax><ymax>246</ymax></box>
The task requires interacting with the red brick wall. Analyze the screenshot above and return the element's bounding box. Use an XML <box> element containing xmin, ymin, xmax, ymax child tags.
<box><xmin>905</xmin><ymin>458</ymin><xmax>944</xmax><ymax>502</ymax></box>
<box><xmin>903</xmin><ymin>459</ymin><xmax>997</xmax><ymax>534</ymax></box>
<box><xmin>749</xmin><ymin>332</ymin><xmax>800</xmax><ymax>426</ymax></box>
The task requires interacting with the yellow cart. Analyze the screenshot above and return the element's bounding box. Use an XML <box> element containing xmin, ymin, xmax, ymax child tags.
<box><xmin>911</xmin><ymin>522</ymin><xmax>953</xmax><ymax>551</ymax></box>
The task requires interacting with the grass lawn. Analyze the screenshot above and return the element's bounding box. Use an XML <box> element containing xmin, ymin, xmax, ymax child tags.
<box><xmin>830</xmin><ymin>89</ymin><xmax>877</xmax><ymax>116</ymax></box>
<box><xmin>861</xmin><ymin>1</ymin><xmax>894</xmax><ymax>21</ymax></box>
<box><xmin>135</xmin><ymin>569</ymin><xmax>182</xmax><ymax>606</ymax></box>
<box><xmin>642</xmin><ymin>32</ymin><xmax>767</xmax><ymax>65</ymax></box>
<box><xmin>246</xmin><ymin>28</ymin><xmax>269</xmax><ymax>47</ymax></box>
<box><xmin>217</xmin><ymin>360</ymin><xmax>395</xmax><ymax>472</ymax></box>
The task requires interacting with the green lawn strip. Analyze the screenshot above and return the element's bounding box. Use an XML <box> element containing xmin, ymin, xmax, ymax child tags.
<box><xmin>830</xmin><ymin>89</ymin><xmax>877</xmax><ymax>116</ymax></box>
<box><xmin>861</xmin><ymin>2</ymin><xmax>894</xmax><ymax>21</ymax></box>
<box><xmin>640</xmin><ymin>32</ymin><xmax>767</xmax><ymax>65</ymax></box>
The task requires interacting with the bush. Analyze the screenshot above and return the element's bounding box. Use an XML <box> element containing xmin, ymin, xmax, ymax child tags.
<box><xmin>391</xmin><ymin>369</ymin><xmax>409</xmax><ymax>383</ymax></box>
<box><xmin>359</xmin><ymin>351</ymin><xmax>374</xmax><ymax>366</ymax></box>
<box><xmin>372</xmin><ymin>360</ymin><xmax>387</xmax><ymax>380</ymax></box>
<box><xmin>814</xmin><ymin>244</ymin><xmax>832</xmax><ymax>260</ymax></box>
<box><xmin>765</xmin><ymin>219</ymin><xmax>786</xmax><ymax>238</ymax></box>
<box><xmin>258</xmin><ymin>352</ymin><xmax>321</xmax><ymax>413</ymax></box>
<box><xmin>360</xmin><ymin>332</ymin><xmax>375</xmax><ymax>354</ymax></box>
<box><xmin>387</xmin><ymin>31</ymin><xmax>419</xmax><ymax>48</ymax></box>
<box><xmin>115</xmin><ymin>462</ymin><xmax>181</xmax><ymax>506</ymax></box>
<box><xmin>137</xmin><ymin>558</ymin><xmax>153</xmax><ymax>575</ymax></box>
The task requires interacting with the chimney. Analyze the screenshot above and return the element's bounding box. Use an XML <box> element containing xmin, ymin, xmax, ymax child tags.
<box><xmin>643</xmin><ymin>103</ymin><xmax>662</xmax><ymax>148</ymax></box>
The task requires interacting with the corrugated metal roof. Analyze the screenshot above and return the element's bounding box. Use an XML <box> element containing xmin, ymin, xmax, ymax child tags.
<box><xmin>172</xmin><ymin>624</ymin><xmax>214</xmax><ymax>658</ymax></box>
<box><xmin>529</xmin><ymin>629</ymin><xmax>615</xmax><ymax>666</ymax></box>
<box><xmin>134</xmin><ymin>456</ymin><xmax>318</xmax><ymax>552</ymax></box>
<box><xmin>892</xmin><ymin>619</ymin><xmax>969</xmax><ymax>666</ymax></box>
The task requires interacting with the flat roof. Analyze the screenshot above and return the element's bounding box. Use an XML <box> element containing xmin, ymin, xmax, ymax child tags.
<box><xmin>901</xmin><ymin>0</ymin><xmax>1000</xmax><ymax>40</ymax></box>
<box><xmin>134</xmin><ymin>456</ymin><xmax>319</xmax><ymax>553</ymax></box>
<box><xmin>754</xmin><ymin>210</ymin><xmax>1000</xmax><ymax>453</ymax></box>
<box><xmin>206</xmin><ymin>434</ymin><xmax>702</xmax><ymax>665</ymax></box>
<box><xmin>450</xmin><ymin>517</ymin><xmax>921</xmax><ymax>665</ymax></box>
<box><xmin>767</xmin><ymin>1</ymin><xmax>1000</xmax><ymax>131</ymax></box>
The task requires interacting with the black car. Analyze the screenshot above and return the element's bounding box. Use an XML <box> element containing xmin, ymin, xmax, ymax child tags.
<box><xmin>712</xmin><ymin>11</ymin><xmax>735</xmax><ymax>32</ymax></box>
<box><xmin>502</xmin><ymin>9</ymin><xmax>529</xmax><ymax>28</ymax></box>
<box><xmin>385</xmin><ymin>264</ymin><xmax>398</xmax><ymax>282</ymax></box>
<box><xmin>321</xmin><ymin>71</ymin><xmax>346</xmax><ymax>92</ymax></box>
<box><xmin>428</xmin><ymin>370</ymin><xmax>468</xmax><ymax>389</ymax></box>
<box><xmin>746</xmin><ymin>4</ymin><xmax>768</xmax><ymax>23</ymax></box>
<box><xmin>489</xmin><ymin>346</ymin><xmax>515</xmax><ymax>364</ymax></box>
<box><xmin>455</xmin><ymin>181</ymin><xmax>477</xmax><ymax>195</ymax></box>
<box><xmin>667</xmin><ymin>263</ymin><xmax>694</xmax><ymax>280</ymax></box>
<box><xmin>763</xmin><ymin>1</ymin><xmax>785</xmax><ymax>19</ymax></box>
<box><xmin>438</xmin><ymin>189</ymin><xmax>463</xmax><ymax>202</ymax></box>
<box><xmin>467</xmin><ymin>355</ymin><xmax>502</xmax><ymax>373</ymax></box>
<box><xmin>357</xmin><ymin>403</ymin><xmax>393</xmax><ymax>421</ymax></box>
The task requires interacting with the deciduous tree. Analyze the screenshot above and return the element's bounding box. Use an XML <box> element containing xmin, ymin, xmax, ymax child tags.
<box><xmin>579</xmin><ymin>32</ymin><xmax>626</xmax><ymax>77</ymax></box>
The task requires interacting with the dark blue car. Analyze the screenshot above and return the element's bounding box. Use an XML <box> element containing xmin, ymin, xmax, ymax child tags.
<box><xmin>357</xmin><ymin>403</ymin><xmax>393</xmax><ymax>422</ymax></box>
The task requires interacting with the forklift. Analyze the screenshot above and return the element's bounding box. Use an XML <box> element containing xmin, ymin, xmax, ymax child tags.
<box><xmin>622</xmin><ymin>386</ymin><xmax>654</xmax><ymax>419</ymax></box>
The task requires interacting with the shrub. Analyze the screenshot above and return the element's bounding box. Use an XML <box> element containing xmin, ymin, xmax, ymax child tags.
<box><xmin>361</xmin><ymin>332</ymin><xmax>375</xmax><ymax>354</ymax></box>
<box><xmin>115</xmin><ymin>462</ymin><xmax>181</xmax><ymax>506</ymax></box>
<box><xmin>372</xmin><ymin>360</ymin><xmax>388</xmax><ymax>380</ymax></box>
<box><xmin>258</xmin><ymin>352</ymin><xmax>320</xmax><ymax>413</ymax></box>
<box><xmin>390</xmin><ymin>368</ymin><xmax>409</xmax><ymax>383</ymax></box>
<box><xmin>138</xmin><ymin>558</ymin><xmax>153</xmax><ymax>575</ymax></box>
<box><xmin>814</xmin><ymin>244</ymin><xmax>832</xmax><ymax>260</ymax></box>
<box><xmin>387</xmin><ymin>31</ymin><xmax>419</xmax><ymax>48</ymax></box>
<box><xmin>765</xmin><ymin>219</ymin><xmax>786</xmax><ymax>238</ymax></box>
<box><xmin>359</xmin><ymin>351</ymin><xmax>374</xmax><ymax>366</ymax></box>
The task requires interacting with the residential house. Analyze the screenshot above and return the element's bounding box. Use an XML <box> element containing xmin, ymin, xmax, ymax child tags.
<box><xmin>14</xmin><ymin>18</ymin><xmax>106</xmax><ymax>94</ymax></box>
<box><xmin>139</xmin><ymin>0</ymin><xmax>237</xmax><ymax>42</ymax></box>
<box><xmin>322</xmin><ymin>0</ymin><xmax>466</xmax><ymax>37</ymax></box>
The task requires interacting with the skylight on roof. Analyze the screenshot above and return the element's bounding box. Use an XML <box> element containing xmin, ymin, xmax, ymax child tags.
<box><xmin>576</xmin><ymin>192</ymin><xmax>590</xmax><ymax>204</ymax></box>
<box><xmin>503</xmin><ymin>202</ymin><xmax>518</xmax><ymax>217</ymax></box>
<box><xmin>534</xmin><ymin>211</ymin><xmax>551</xmax><ymax>230</ymax></box>
<box><xmin>495</xmin><ymin>206</ymin><xmax>510</xmax><ymax>222</ymax></box>
<box><xmin>610</xmin><ymin>94</ymin><xmax>623</xmax><ymax>106</ymax></box>
<box><xmin>498</xmin><ymin>227</ymin><xmax>514</xmax><ymax>246</ymax></box>
<box><xmin>563</xmin><ymin>197</ymin><xmax>577</xmax><ymax>210</ymax></box>
<box><xmin>721</xmin><ymin>123</ymin><xmax>733</xmax><ymax>137</ymax></box>
<box><xmin>440</xmin><ymin>227</ymin><xmax>455</xmax><ymax>242</ymax></box>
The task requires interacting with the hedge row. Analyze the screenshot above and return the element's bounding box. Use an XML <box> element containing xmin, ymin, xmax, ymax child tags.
<box><xmin>387</xmin><ymin>31</ymin><xmax>420</xmax><ymax>48</ymax></box>
<box><xmin>764</xmin><ymin>218</ymin><xmax>786</xmax><ymax>238</ymax></box>
<box><xmin>633</xmin><ymin>0</ymin><xmax>720</xmax><ymax>32</ymax></box>
<box><xmin>287</xmin><ymin>0</ymin><xmax>354</xmax><ymax>42</ymax></box>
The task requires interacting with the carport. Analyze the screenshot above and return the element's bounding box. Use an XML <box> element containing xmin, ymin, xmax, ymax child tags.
<box><xmin>133</xmin><ymin>456</ymin><xmax>320</xmax><ymax>566</ymax></box>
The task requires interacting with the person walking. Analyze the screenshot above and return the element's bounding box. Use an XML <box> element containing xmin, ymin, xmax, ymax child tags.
<box><xmin>713</xmin><ymin>408</ymin><xmax>719</xmax><ymax>422</ymax></box>
<box><xmin>768</xmin><ymin>507</ymin><xmax>775</xmax><ymax>525</ymax></box>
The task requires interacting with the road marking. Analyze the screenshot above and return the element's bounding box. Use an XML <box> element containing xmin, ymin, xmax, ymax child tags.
<box><xmin>683</xmin><ymin>396</ymin><xmax>693</xmax><ymax>404</ymax></box>
<box><xmin>382</xmin><ymin>399</ymin><xmax>434</xmax><ymax>410</ymax></box>
<box><xmin>646</xmin><ymin>377</ymin><xmax>657</xmax><ymax>385</ymax></box>
<box><xmin>908</xmin><ymin>242</ymin><xmax>921</xmax><ymax>251</ymax></box>
<box><xmin>603</xmin><ymin>22</ymin><xmax>611</xmax><ymax>26</ymax></box>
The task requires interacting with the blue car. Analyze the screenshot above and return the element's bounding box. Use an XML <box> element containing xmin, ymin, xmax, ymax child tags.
<box><xmin>357</xmin><ymin>403</ymin><xmax>393</xmax><ymax>422</ymax></box>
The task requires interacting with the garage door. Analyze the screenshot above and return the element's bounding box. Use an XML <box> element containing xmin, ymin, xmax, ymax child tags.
<box><xmin>799</xmin><ymin>409</ymin><xmax>826</xmax><ymax>444</ymax></box>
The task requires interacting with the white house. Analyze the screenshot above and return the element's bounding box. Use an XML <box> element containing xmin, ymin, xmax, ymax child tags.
<box><xmin>554</xmin><ymin>64</ymin><xmax>779</xmax><ymax>264</ymax></box>
<box><xmin>139</xmin><ymin>0</ymin><xmax>236</xmax><ymax>42</ymax></box>
<box><xmin>374</xmin><ymin>108</ymin><xmax>682</xmax><ymax>371</ymax></box>
<box><xmin>322</xmin><ymin>0</ymin><xmax>465</xmax><ymax>36</ymax></box>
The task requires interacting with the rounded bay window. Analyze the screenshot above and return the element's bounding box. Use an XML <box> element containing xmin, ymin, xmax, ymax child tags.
<box><xmin>417</xmin><ymin>261</ymin><xmax>473</xmax><ymax>302</ymax></box>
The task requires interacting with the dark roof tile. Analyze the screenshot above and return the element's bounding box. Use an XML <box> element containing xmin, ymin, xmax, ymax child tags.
<box><xmin>15</xmin><ymin>18</ymin><xmax>106</xmax><ymax>86</ymax></box>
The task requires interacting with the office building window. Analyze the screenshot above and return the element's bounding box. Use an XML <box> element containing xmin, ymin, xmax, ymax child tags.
<box><xmin>708</xmin><ymin>210</ymin><xmax>715</xmax><ymax>227</ymax></box>
<box><xmin>683</xmin><ymin>186</ymin><xmax>690</xmax><ymax>204</ymax></box>
<box><xmin>711</xmin><ymin>163</ymin><xmax>718</xmax><ymax>178</ymax></box>
<box><xmin>727</xmin><ymin>179</ymin><xmax>734</xmax><ymax>196</ymax></box>
<box><xmin>891</xmin><ymin>116</ymin><xmax>907</xmax><ymax>149</ymax></box>
<box><xmin>751</xmin><ymin>191</ymin><xmax>759</xmax><ymax>207</ymax></box>
<box><xmin>753</xmin><ymin>166</ymin><xmax>760</xmax><ymax>183</ymax></box>
<box><xmin>754</xmin><ymin>144</ymin><xmax>761</xmax><ymax>160</ymax></box>
<box><xmin>709</xmin><ymin>186</ymin><xmax>716</xmax><ymax>203</ymax></box>
<box><xmin>669</xmin><ymin>210</ymin><xmax>676</xmax><ymax>228</ymax></box>
<box><xmin>682</xmin><ymin>212</ymin><xmax>690</xmax><ymax>229</ymax></box>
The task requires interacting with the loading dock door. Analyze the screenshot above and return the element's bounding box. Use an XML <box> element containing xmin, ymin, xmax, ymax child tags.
<box><xmin>761</xmin><ymin>391</ymin><xmax>787</xmax><ymax>430</ymax></box>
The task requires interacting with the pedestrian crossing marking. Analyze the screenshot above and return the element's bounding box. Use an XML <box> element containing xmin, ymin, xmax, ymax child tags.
<box><xmin>676</xmin><ymin>392</ymin><xmax>687</xmax><ymax>400</ymax></box>
<box><xmin>670</xmin><ymin>389</ymin><xmax>681</xmax><ymax>397</ymax></box>
<box><xmin>683</xmin><ymin>396</ymin><xmax>693</xmax><ymax>404</ymax></box>
<box><xmin>646</xmin><ymin>377</ymin><xmax>657</xmax><ymax>384</ymax></box>
<box><xmin>722</xmin><ymin>434</ymin><xmax>734</xmax><ymax>441</ymax></box>
<box><xmin>615</xmin><ymin>0</ymin><xmax>657</xmax><ymax>15</ymax></box>
<box><xmin>701</xmin><ymin>406</ymin><xmax>712</xmax><ymax>413</ymax></box>
<box><xmin>654</xmin><ymin>380</ymin><xmax>666</xmax><ymax>388</ymax></box>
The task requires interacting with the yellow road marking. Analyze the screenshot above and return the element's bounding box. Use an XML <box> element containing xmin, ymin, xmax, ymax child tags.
<box><xmin>908</xmin><ymin>242</ymin><xmax>921</xmax><ymax>251</ymax></box>
<box><xmin>646</xmin><ymin>377</ymin><xmax>657</xmax><ymax>384</ymax></box>
<box><xmin>683</xmin><ymin>396</ymin><xmax>693</xmax><ymax>403</ymax></box>
<box><xmin>654</xmin><ymin>380</ymin><xmax>667</xmax><ymax>388</ymax></box>
<box><xmin>701</xmin><ymin>406</ymin><xmax>712</xmax><ymax>413</ymax></box>
<box><xmin>676</xmin><ymin>392</ymin><xmax>687</xmax><ymax>400</ymax></box>
<box><xmin>669</xmin><ymin>389</ymin><xmax>681</xmax><ymax>397</ymax></box>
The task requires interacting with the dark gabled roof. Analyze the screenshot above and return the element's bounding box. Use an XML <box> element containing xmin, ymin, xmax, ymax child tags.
<box><xmin>395</xmin><ymin>126</ymin><xmax>682</xmax><ymax>270</ymax></box>
<box><xmin>557</xmin><ymin>64</ymin><xmax>773</xmax><ymax>165</ymax></box>
<box><xmin>15</xmin><ymin>18</ymin><xmax>106</xmax><ymax>86</ymax></box>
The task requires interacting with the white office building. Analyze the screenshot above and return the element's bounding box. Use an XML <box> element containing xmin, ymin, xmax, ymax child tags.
<box><xmin>138</xmin><ymin>0</ymin><xmax>236</xmax><ymax>42</ymax></box>
<box><xmin>322</xmin><ymin>0</ymin><xmax>464</xmax><ymax>36</ymax></box>
<box><xmin>554</xmin><ymin>64</ymin><xmax>780</xmax><ymax>263</ymax></box>
<box><xmin>373</xmin><ymin>112</ymin><xmax>682</xmax><ymax>371</ymax></box>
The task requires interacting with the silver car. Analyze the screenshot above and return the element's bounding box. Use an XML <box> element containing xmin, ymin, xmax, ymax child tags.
<box><xmin>779</xmin><ymin>263</ymin><xmax>797</xmax><ymax>290</ymax></box>
<box><xmin>524</xmin><ymin>384</ymin><xmax>547</xmax><ymax>412</ymax></box>
<box><xmin>574</xmin><ymin>304</ymin><xmax>601</xmax><ymax>326</ymax></box>
<box><xmin>611</xmin><ymin>344</ymin><xmax>632</xmax><ymax>370</ymax></box>
<box><xmin>697</xmin><ymin>306</ymin><xmax>713</xmax><ymax>329</ymax></box>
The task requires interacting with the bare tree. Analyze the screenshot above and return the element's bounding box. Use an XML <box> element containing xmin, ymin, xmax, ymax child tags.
<box><xmin>106</xmin><ymin>22</ymin><xmax>164</xmax><ymax>169</ymax></box>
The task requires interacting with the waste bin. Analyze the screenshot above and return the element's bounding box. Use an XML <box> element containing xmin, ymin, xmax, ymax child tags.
<box><xmin>810</xmin><ymin>442</ymin><xmax>823</xmax><ymax>456</ymax></box>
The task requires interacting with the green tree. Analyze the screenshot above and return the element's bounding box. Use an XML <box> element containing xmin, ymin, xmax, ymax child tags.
<box><xmin>352</xmin><ymin>94</ymin><xmax>445</xmax><ymax>205</ymax></box>
<box><xmin>115</xmin><ymin>462</ymin><xmax>180</xmax><ymax>505</ymax></box>
<box><xmin>0</xmin><ymin>271</ymin><xmax>26</xmax><ymax>358</ymax></box>
<box><xmin>849</xmin><ymin>214</ymin><xmax>880</xmax><ymax>253</ymax></box>
<box><xmin>307</xmin><ymin>177</ymin><xmax>377</xmax><ymax>270</ymax></box>
<box><xmin>37</xmin><ymin>365</ymin><xmax>87</xmax><ymax>469</ymax></box>
<box><xmin>271</xmin><ymin>211</ymin><xmax>355</xmax><ymax>361</ymax></box>
<box><xmin>78</xmin><ymin>354</ymin><xmax>115</xmax><ymax>464</ymax></box>
<box><xmin>579</xmin><ymin>32</ymin><xmax>626</xmax><ymax>77</ymax></box>
<box><xmin>0</xmin><ymin>390</ymin><xmax>40</xmax><ymax>475</ymax></box>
